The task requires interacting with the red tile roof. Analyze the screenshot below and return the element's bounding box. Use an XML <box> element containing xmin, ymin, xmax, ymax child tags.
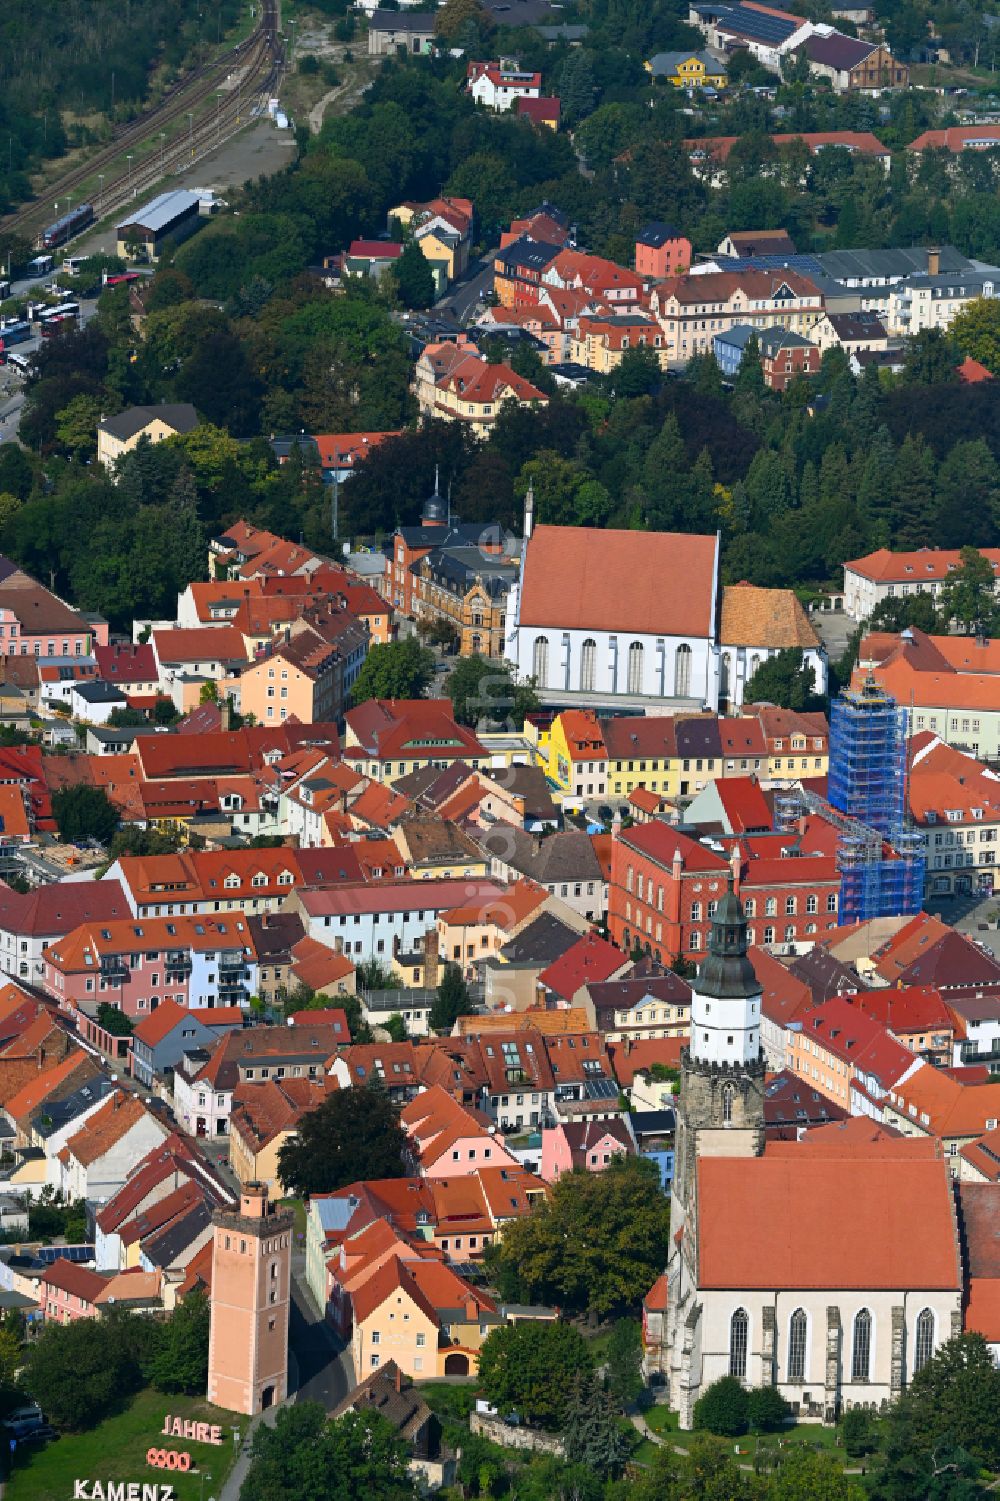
<box><xmin>698</xmin><ymin>1150</ymin><xmax>960</xmax><ymax>1288</ymax></box>
<box><xmin>520</xmin><ymin>526</ymin><xmax>718</xmax><ymax>637</ymax></box>
<box><xmin>538</xmin><ymin>930</ymin><xmax>628</xmax><ymax>1001</ymax></box>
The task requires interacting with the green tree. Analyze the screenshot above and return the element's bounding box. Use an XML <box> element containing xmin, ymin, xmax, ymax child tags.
<box><xmin>430</xmin><ymin>963</ymin><xmax>473</xmax><ymax>1033</ymax></box>
<box><xmin>562</xmin><ymin>1371</ymin><xmax>631</xmax><ymax>1478</ymax></box>
<box><xmin>477</xmin><ymin>1320</ymin><xmax>593</xmax><ymax>1430</ymax></box>
<box><xmin>869</xmin><ymin>593</ymin><xmax>941</xmax><ymax>633</ymax></box>
<box><xmin>890</xmin><ymin>1332</ymin><xmax>1000</xmax><ymax>1470</ymax></box>
<box><xmin>394</xmin><ymin>240</ymin><xmax>435</xmax><ymax>311</ymax></box>
<box><xmin>950</xmin><ymin>296</ymin><xmax>1000</xmax><ymax>375</ymax></box>
<box><xmin>743</xmin><ymin>649</ymin><xmax>819</xmax><ymax>711</ymax></box>
<box><xmin>891</xmin><ymin>433</ymin><xmax>938</xmax><ymax>547</ymax></box>
<box><xmin>96</xmin><ymin>1002</ymin><xmax>133</xmax><ymax>1037</ymax></box>
<box><xmin>489</xmin><ymin>1156</ymin><xmax>671</xmax><ymax>1318</ymax></box>
<box><xmin>351</xmin><ymin>637</ymin><xmax>435</xmax><ymax>706</ymax></box>
<box><xmin>277</xmin><ymin>1081</ymin><xmax>407</xmax><ymax>1197</ymax></box>
<box><xmin>770</xmin><ymin>1447</ymin><xmax>867</xmax><ymax>1500</ymax></box>
<box><xmin>51</xmin><ymin>784</ymin><xmax>119</xmax><ymax>845</ymax></box>
<box><xmin>692</xmin><ymin>1375</ymin><xmax>750</xmax><ymax>1437</ymax></box>
<box><xmin>607</xmin><ymin>1317</ymin><xmax>644</xmax><ymax>1409</ymax></box>
<box><xmin>384</xmin><ymin>1013</ymin><xmax>408</xmax><ymax>1042</ymax></box>
<box><xmin>901</xmin><ymin>328</ymin><xmax>960</xmax><ymax>387</ymax></box>
<box><xmin>747</xmin><ymin>1385</ymin><xmax>789</xmax><ymax>1432</ymax></box>
<box><xmin>242</xmin><ymin>1401</ymin><xmax>417</xmax><ymax>1501</ymax></box>
<box><xmin>54</xmin><ymin>393</ymin><xmax>105</xmax><ymax>459</ymax></box>
<box><xmin>148</xmin><ymin>1290</ymin><xmax>210</xmax><ymax>1394</ymax></box>
<box><xmin>447</xmin><ymin>653</ymin><xmax>538</xmax><ymax>728</ymax></box>
<box><xmin>939</xmin><ymin>546</ymin><xmax>1000</xmax><ymax>634</ymax></box>
<box><xmin>23</xmin><ymin>1314</ymin><xmax>144</xmax><ymax>1431</ymax></box>
<box><xmin>435</xmin><ymin>0</ymin><xmax>493</xmax><ymax>41</ymax></box>
<box><xmin>841</xmin><ymin>1405</ymin><xmax>874</xmax><ymax>1458</ymax></box>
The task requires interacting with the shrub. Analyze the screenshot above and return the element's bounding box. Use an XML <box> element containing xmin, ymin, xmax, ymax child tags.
<box><xmin>693</xmin><ymin>1376</ymin><xmax>750</xmax><ymax>1437</ymax></box>
<box><xmin>748</xmin><ymin>1385</ymin><xmax>790</xmax><ymax>1432</ymax></box>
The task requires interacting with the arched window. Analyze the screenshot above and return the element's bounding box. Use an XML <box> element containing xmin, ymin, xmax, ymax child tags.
<box><xmin>852</xmin><ymin>1309</ymin><xmax>872</xmax><ymax>1383</ymax></box>
<box><xmin>627</xmin><ymin>641</ymin><xmax>644</xmax><ymax>694</ymax></box>
<box><xmin>720</xmin><ymin>653</ymin><xmax>730</xmax><ymax>698</ymax></box>
<box><xmin>750</xmin><ymin>653</ymin><xmax>762</xmax><ymax>675</ymax></box>
<box><xmin>787</xmin><ymin>1308</ymin><xmax>807</xmax><ymax>1383</ymax></box>
<box><xmin>532</xmin><ymin>636</ymin><xmax>549</xmax><ymax>686</ymax></box>
<box><xmin>914</xmin><ymin>1308</ymin><xmax>934</xmax><ymax>1374</ymax></box>
<box><xmin>580</xmin><ymin>638</ymin><xmax>597</xmax><ymax>693</ymax></box>
<box><xmin>722</xmin><ymin>1083</ymin><xmax>735</xmax><ymax>1125</ymax></box>
<box><xmin>729</xmin><ymin>1308</ymin><xmax>749</xmax><ymax>1380</ymax></box>
<box><xmin>675</xmin><ymin>643</ymin><xmax>692</xmax><ymax>698</ymax></box>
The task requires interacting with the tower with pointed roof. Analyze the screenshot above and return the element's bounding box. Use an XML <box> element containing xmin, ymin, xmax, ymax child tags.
<box><xmin>421</xmin><ymin>466</ymin><xmax>447</xmax><ymax>527</ymax></box>
<box><xmin>664</xmin><ymin>878</ymin><xmax>765</xmax><ymax>1417</ymax></box>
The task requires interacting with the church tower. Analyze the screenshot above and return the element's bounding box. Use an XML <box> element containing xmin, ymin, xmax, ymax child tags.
<box><xmin>664</xmin><ymin>877</ymin><xmax>765</xmax><ymax>1418</ymax></box>
<box><xmin>207</xmin><ymin>1183</ymin><xmax>293</xmax><ymax>1415</ymax></box>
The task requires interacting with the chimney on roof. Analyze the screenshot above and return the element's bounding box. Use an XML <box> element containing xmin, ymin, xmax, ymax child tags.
<box><xmin>394</xmin><ymin>1362</ymin><xmax>402</xmax><ymax>1394</ymax></box>
<box><xmin>927</xmin><ymin>247</ymin><xmax>940</xmax><ymax>276</ymax></box>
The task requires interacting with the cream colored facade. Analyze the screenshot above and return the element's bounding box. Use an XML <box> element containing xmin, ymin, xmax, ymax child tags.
<box><xmin>97</xmin><ymin>416</ymin><xmax>184</xmax><ymax>470</ymax></box>
<box><xmin>229</xmin><ymin>1123</ymin><xmax>294</xmax><ymax>1198</ymax></box>
<box><xmin>353</xmin><ymin>1286</ymin><xmax>491</xmax><ymax>1381</ymax></box>
<box><xmin>885</xmin><ymin>280</ymin><xmax>996</xmax><ymax>337</ymax></box>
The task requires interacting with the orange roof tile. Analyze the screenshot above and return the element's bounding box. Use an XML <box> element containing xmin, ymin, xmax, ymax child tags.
<box><xmin>720</xmin><ymin>583</ymin><xmax>819</xmax><ymax>649</ymax></box>
<box><xmin>64</xmin><ymin>1091</ymin><xmax>159</xmax><ymax>1167</ymax></box>
<box><xmin>698</xmin><ymin>1152</ymin><xmax>960</xmax><ymax>1289</ymax></box>
<box><xmin>520</xmin><ymin>526</ymin><xmax>718</xmax><ymax>638</ymax></box>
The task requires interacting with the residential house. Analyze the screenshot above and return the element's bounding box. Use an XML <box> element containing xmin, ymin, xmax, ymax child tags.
<box><xmin>649</xmin><ymin>267</ymin><xmax>825</xmax><ymax>364</ymax></box>
<box><xmin>536</xmin><ymin>930</ymin><xmax>630</xmax><ymax>1007</ymax></box>
<box><xmin>634</xmin><ymin>222</ymin><xmax>693</xmax><ymax>279</ymax></box>
<box><xmin>478</xmin><ymin>825</ymin><xmax>606</xmax><ymax>925</ymax></box>
<box><xmin>0</xmin><ymin>559</ymin><xmax>106</xmax><ymax>660</ymax></box>
<box><xmin>172</xmin><ymin>1022</ymin><xmax>345</xmax><ymax>1138</ymax></box>
<box><xmin>794</xmin><ymin>31</ymin><xmax>908</xmax><ymax>90</ymax></box>
<box><xmin>401</xmin><ymin>1085</ymin><xmax>520</xmax><ymax>1177</ymax></box>
<box><xmin>855</xmin><ymin>627</ymin><xmax>1000</xmax><ymax>759</ymax></box>
<box><xmin>645</xmin><ymin>50</ymin><xmax>727</xmax><ymax>86</ymax></box>
<box><xmin>546</xmin><ymin>709</ymin><xmax>607</xmax><ymax>799</ymax></box>
<box><xmin>843</xmin><ymin>547</ymin><xmax>1000</xmax><ymax>622</ymax></box>
<box><xmin>96</xmin><ymin>404</ymin><xmax>199</xmax><ymax>470</ymax></box>
<box><xmin>391</xmin><ymin>816</ymin><xmax>487</xmax><ymax>880</ymax></box>
<box><xmin>57</xmin><ymin>1090</ymin><xmax>170</xmax><ymax>1202</ymax></box>
<box><xmin>884</xmin><ymin>1063</ymin><xmax>1000</xmax><ymax>1168</ymax></box>
<box><xmin>758</xmin><ymin>327</ymin><xmax>821</xmax><ymax>390</ymax></box>
<box><xmin>886</xmin><ymin>269</ymin><xmax>997</xmax><ymax>337</ymax></box>
<box><xmin>466</xmin><ymin>60</ymin><xmax>541</xmax><ymax>111</ymax></box>
<box><xmin>784</xmin><ymin>996</ymin><xmax>921</xmax><ymax>1116</ymax></box>
<box><xmin>540</xmin><ymin>1116</ymin><xmax>633</xmax><ymax>1181</ymax></box>
<box><xmin>229</xmin><ymin>1077</ymin><xmax>334</xmax><ymax>1195</ymax></box>
<box><xmin>42</xmin><ymin>913</ymin><xmax>261</xmax><ymax>1021</ymax></box>
<box><xmin>583</xmin><ymin>966</ymin><xmax>693</xmax><ymax>1042</ymax></box>
<box><xmin>130</xmin><ymin>1000</ymin><xmax>245</xmax><ymax>1089</ymax></box>
<box><xmin>352</xmin><ymin>1252</ymin><xmax>501</xmax><ymax>1380</ymax></box>
<box><xmin>343</xmin><ymin>698</ymin><xmax>485</xmax><ymax>785</ymax></box>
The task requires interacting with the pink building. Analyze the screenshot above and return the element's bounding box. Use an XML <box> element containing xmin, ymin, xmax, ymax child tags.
<box><xmin>540</xmin><ymin>1118</ymin><xmax>634</xmax><ymax>1183</ymax></box>
<box><xmin>0</xmin><ymin>561</ymin><xmax>106</xmax><ymax>657</ymax></box>
<box><xmin>207</xmin><ymin>1184</ymin><xmax>293</xmax><ymax>1415</ymax></box>
<box><xmin>42</xmin><ymin>913</ymin><xmax>260</xmax><ymax>1021</ymax></box>
<box><xmin>401</xmin><ymin>1085</ymin><xmax>518</xmax><ymax>1178</ymax></box>
<box><xmin>38</xmin><ymin>1260</ymin><xmax>107</xmax><ymax>1323</ymax></box>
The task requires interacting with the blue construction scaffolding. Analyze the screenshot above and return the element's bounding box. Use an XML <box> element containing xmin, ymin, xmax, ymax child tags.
<box><xmin>827</xmin><ymin>676</ymin><xmax>925</xmax><ymax>924</ymax></box>
<box><xmin>776</xmin><ymin>677</ymin><xmax>925</xmax><ymax>925</ymax></box>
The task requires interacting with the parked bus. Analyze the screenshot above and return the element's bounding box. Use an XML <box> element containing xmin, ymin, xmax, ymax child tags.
<box><xmin>40</xmin><ymin>314</ymin><xmax>75</xmax><ymax>339</ymax></box>
<box><xmin>38</xmin><ymin>302</ymin><xmax>79</xmax><ymax>326</ymax></box>
<box><xmin>102</xmin><ymin>272</ymin><xmax>141</xmax><ymax>289</ymax></box>
<box><xmin>6</xmin><ymin>352</ymin><xmax>33</xmax><ymax>375</ymax></box>
<box><xmin>0</xmin><ymin>322</ymin><xmax>32</xmax><ymax>355</ymax></box>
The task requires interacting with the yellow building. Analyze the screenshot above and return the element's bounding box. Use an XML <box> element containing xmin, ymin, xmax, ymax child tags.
<box><xmin>645</xmin><ymin>50</ymin><xmax>728</xmax><ymax>88</ymax></box>
<box><xmin>96</xmin><ymin>403</ymin><xmax>199</xmax><ymax>470</ymax></box>
<box><xmin>352</xmin><ymin>1256</ymin><xmax>501</xmax><ymax>1380</ymax></box>
<box><xmin>547</xmin><ymin>710</ymin><xmax>608</xmax><ymax>799</ymax></box>
<box><xmin>229</xmin><ymin>1079</ymin><xmax>333</xmax><ymax>1198</ymax></box>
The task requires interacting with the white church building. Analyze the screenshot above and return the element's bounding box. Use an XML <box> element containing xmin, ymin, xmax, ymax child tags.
<box><xmin>504</xmin><ymin>500</ymin><xmax>826</xmax><ymax>710</ymax></box>
<box><xmin>657</xmin><ymin>881</ymin><xmax>963</xmax><ymax>1426</ymax></box>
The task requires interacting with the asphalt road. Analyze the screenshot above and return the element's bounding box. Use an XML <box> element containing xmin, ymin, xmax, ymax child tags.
<box><xmin>0</xmin><ymin>293</ymin><xmax>100</xmax><ymax>445</ymax></box>
<box><xmin>288</xmin><ymin>1268</ymin><xmax>354</xmax><ymax>1409</ymax></box>
<box><xmin>437</xmin><ymin>246</ymin><xmax>498</xmax><ymax>324</ymax></box>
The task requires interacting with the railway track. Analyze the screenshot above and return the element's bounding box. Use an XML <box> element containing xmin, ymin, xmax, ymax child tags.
<box><xmin>2</xmin><ymin>0</ymin><xmax>283</xmax><ymax>246</ymax></box>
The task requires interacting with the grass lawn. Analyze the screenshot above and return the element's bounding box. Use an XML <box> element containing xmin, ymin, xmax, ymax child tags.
<box><xmin>8</xmin><ymin>1389</ymin><xmax>240</xmax><ymax>1501</ymax></box>
<box><xmin>280</xmin><ymin>1196</ymin><xmax>307</xmax><ymax>1240</ymax></box>
<box><xmin>637</xmin><ymin>1404</ymin><xmax>855</xmax><ymax>1468</ymax></box>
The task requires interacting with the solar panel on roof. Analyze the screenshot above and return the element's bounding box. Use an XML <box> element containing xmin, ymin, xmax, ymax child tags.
<box><xmin>585</xmin><ymin>1077</ymin><xmax>620</xmax><ymax>1100</ymax></box>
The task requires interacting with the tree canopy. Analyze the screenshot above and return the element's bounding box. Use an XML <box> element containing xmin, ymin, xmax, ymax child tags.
<box><xmin>51</xmin><ymin>784</ymin><xmax>119</xmax><ymax>845</ymax></box>
<box><xmin>351</xmin><ymin>637</ymin><xmax>436</xmax><ymax>706</ymax></box>
<box><xmin>477</xmin><ymin>1320</ymin><xmax>593</xmax><ymax>1430</ymax></box>
<box><xmin>486</xmin><ymin>1155</ymin><xmax>671</xmax><ymax>1318</ymax></box>
<box><xmin>277</xmin><ymin>1081</ymin><xmax>408</xmax><ymax>1197</ymax></box>
<box><xmin>241</xmin><ymin>1401</ymin><xmax>417</xmax><ymax>1501</ymax></box>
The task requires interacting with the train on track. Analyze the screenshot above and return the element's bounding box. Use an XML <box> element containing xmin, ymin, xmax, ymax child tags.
<box><xmin>40</xmin><ymin>203</ymin><xmax>94</xmax><ymax>251</ymax></box>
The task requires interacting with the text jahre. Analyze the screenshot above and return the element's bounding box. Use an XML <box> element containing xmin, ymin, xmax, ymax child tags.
<box><xmin>161</xmin><ymin>1415</ymin><xmax>223</xmax><ymax>1445</ymax></box>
